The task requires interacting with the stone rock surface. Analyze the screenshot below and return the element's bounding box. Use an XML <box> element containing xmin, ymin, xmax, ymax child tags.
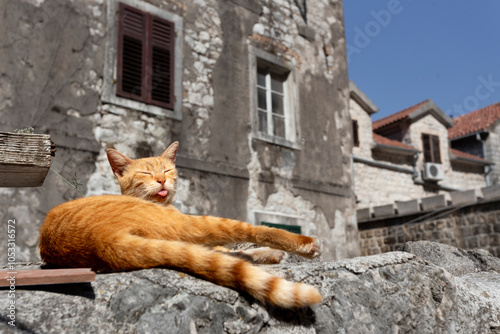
<box><xmin>0</xmin><ymin>242</ymin><xmax>499</xmax><ymax>333</ymax></box>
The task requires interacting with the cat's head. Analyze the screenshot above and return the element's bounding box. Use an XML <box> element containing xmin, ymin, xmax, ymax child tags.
<box><xmin>106</xmin><ymin>142</ymin><xmax>179</xmax><ymax>206</ymax></box>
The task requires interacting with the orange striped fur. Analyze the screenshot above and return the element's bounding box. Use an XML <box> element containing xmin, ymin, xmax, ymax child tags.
<box><xmin>39</xmin><ymin>142</ymin><xmax>322</xmax><ymax>308</ymax></box>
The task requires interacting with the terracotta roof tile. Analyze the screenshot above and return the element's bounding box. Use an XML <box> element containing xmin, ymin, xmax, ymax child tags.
<box><xmin>372</xmin><ymin>100</ymin><xmax>429</xmax><ymax>130</ymax></box>
<box><xmin>372</xmin><ymin>133</ymin><xmax>418</xmax><ymax>152</ymax></box>
<box><xmin>450</xmin><ymin>148</ymin><xmax>487</xmax><ymax>163</ymax></box>
<box><xmin>448</xmin><ymin>102</ymin><xmax>500</xmax><ymax>139</ymax></box>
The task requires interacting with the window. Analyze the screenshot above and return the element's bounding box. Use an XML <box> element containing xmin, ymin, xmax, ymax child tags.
<box><xmin>102</xmin><ymin>0</ymin><xmax>183</xmax><ymax>119</ymax></box>
<box><xmin>117</xmin><ymin>3</ymin><xmax>174</xmax><ymax>109</ymax></box>
<box><xmin>352</xmin><ymin>120</ymin><xmax>359</xmax><ymax>147</ymax></box>
<box><xmin>422</xmin><ymin>133</ymin><xmax>441</xmax><ymax>163</ymax></box>
<box><xmin>249</xmin><ymin>46</ymin><xmax>300</xmax><ymax>149</ymax></box>
<box><xmin>257</xmin><ymin>66</ymin><xmax>288</xmax><ymax>138</ymax></box>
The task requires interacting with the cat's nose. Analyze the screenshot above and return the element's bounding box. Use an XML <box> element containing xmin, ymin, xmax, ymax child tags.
<box><xmin>157</xmin><ymin>180</ymin><xmax>165</xmax><ymax>185</ymax></box>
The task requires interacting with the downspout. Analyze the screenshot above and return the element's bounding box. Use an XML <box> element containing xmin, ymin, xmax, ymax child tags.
<box><xmin>484</xmin><ymin>165</ymin><xmax>492</xmax><ymax>187</ymax></box>
<box><xmin>411</xmin><ymin>151</ymin><xmax>420</xmax><ymax>182</ymax></box>
<box><xmin>476</xmin><ymin>132</ymin><xmax>491</xmax><ymax>186</ymax></box>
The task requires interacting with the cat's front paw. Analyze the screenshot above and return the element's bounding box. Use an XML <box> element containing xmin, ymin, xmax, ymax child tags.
<box><xmin>243</xmin><ymin>247</ymin><xmax>285</xmax><ymax>264</ymax></box>
<box><xmin>298</xmin><ymin>238</ymin><xmax>322</xmax><ymax>259</ymax></box>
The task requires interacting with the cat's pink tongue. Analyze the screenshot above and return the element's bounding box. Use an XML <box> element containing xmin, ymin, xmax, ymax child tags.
<box><xmin>157</xmin><ymin>190</ymin><xmax>168</xmax><ymax>197</ymax></box>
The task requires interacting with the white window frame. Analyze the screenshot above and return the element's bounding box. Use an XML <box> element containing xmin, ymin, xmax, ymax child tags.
<box><xmin>249</xmin><ymin>46</ymin><xmax>301</xmax><ymax>149</ymax></box>
<box><xmin>102</xmin><ymin>0</ymin><xmax>183</xmax><ymax>120</ymax></box>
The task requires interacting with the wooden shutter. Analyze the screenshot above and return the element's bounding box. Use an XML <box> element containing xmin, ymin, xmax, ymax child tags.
<box><xmin>422</xmin><ymin>134</ymin><xmax>431</xmax><ymax>162</ymax></box>
<box><xmin>117</xmin><ymin>3</ymin><xmax>146</xmax><ymax>101</ymax></box>
<box><xmin>148</xmin><ymin>16</ymin><xmax>175</xmax><ymax>109</ymax></box>
<box><xmin>116</xmin><ymin>3</ymin><xmax>175</xmax><ymax>109</ymax></box>
<box><xmin>422</xmin><ymin>134</ymin><xmax>441</xmax><ymax>163</ymax></box>
<box><xmin>431</xmin><ymin>135</ymin><xmax>441</xmax><ymax>163</ymax></box>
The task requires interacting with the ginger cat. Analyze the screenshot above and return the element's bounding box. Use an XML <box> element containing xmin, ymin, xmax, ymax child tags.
<box><xmin>39</xmin><ymin>142</ymin><xmax>322</xmax><ymax>308</ymax></box>
<box><xmin>107</xmin><ymin>143</ymin><xmax>284</xmax><ymax>265</ymax></box>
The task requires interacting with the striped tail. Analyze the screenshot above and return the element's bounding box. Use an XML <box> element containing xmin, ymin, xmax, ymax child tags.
<box><xmin>101</xmin><ymin>234</ymin><xmax>322</xmax><ymax>308</ymax></box>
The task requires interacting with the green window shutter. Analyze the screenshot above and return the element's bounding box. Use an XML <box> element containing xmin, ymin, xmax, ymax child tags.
<box><xmin>261</xmin><ymin>222</ymin><xmax>301</xmax><ymax>235</ymax></box>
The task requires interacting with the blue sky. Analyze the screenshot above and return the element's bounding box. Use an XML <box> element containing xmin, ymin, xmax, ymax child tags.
<box><xmin>343</xmin><ymin>1</ymin><xmax>500</xmax><ymax>120</ymax></box>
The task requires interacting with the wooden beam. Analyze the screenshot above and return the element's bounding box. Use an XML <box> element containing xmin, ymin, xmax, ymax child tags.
<box><xmin>0</xmin><ymin>131</ymin><xmax>54</xmax><ymax>187</ymax></box>
<box><xmin>0</xmin><ymin>269</ymin><xmax>95</xmax><ymax>286</ymax></box>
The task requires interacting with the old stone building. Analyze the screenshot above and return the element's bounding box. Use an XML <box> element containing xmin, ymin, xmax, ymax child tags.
<box><xmin>449</xmin><ymin>102</ymin><xmax>500</xmax><ymax>186</ymax></box>
<box><xmin>0</xmin><ymin>0</ymin><xmax>358</xmax><ymax>262</ymax></box>
<box><xmin>349</xmin><ymin>82</ymin><xmax>491</xmax><ymax>211</ymax></box>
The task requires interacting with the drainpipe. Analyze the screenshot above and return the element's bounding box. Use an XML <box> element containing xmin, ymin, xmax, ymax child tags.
<box><xmin>485</xmin><ymin>165</ymin><xmax>492</xmax><ymax>187</ymax></box>
<box><xmin>411</xmin><ymin>152</ymin><xmax>420</xmax><ymax>182</ymax></box>
<box><xmin>476</xmin><ymin>132</ymin><xmax>491</xmax><ymax>186</ymax></box>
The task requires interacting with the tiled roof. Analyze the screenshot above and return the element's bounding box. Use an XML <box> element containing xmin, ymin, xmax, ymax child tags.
<box><xmin>372</xmin><ymin>133</ymin><xmax>418</xmax><ymax>152</ymax></box>
<box><xmin>450</xmin><ymin>148</ymin><xmax>488</xmax><ymax>164</ymax></box>
<box><xmin>448</xmin><ymin>103</ymin><xmax>500</xmax><ymax>139</ymax></box>
<box><xmin>372</xmin><ymin>100</ymin><xmax>429</xmax><ymax>130</ymax></box>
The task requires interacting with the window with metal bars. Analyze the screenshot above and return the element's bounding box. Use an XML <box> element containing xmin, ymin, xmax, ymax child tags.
<box><xmin>116</xmin><ymin>3</ymin><xmax>174</xmax><ymax>109</ymax></box>
<box><xmin>256</xmin><ymin>64</ymin><xmax>289</xmax><ymax>139</ymax></box>
<box><xmin>422</xmin><ymin>133</ymin><xmax>441</xmax><ymax>163</ymax></box>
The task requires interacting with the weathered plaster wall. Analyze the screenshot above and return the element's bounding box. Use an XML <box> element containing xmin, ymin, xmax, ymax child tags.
<box><xmin>0</xmin><ymin>0</ymin><xmax>357</xmax><ymax>262</ymax></box>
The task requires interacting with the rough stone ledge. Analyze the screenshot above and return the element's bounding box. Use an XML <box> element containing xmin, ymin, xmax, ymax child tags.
<box><xmin>0</xmin><ymin>242</ymin><xmax>499</xmax><ymax>333</ymax></box>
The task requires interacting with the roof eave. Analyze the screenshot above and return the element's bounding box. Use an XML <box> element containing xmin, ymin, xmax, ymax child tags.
<box><xmin>449</xmin><ymin>130</ymin><xmax>488</xmax><ymax>141</ymax></box>
<box><xmin>450</xmin><ymin>154</ymin><xmax>492</xmax><ymax>166</ymax></box>
<box><xmin>349</xmin><ymin>81</ymin><xmax>379</xmax><ymax>115</ymax></box>
<box><xmin>407</xmin><ymin>99</ymin><xmax>454</xmax><ymax>128</ymax></box>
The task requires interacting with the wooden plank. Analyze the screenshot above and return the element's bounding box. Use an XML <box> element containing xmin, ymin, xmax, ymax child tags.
<box><xmin>0</xmin><ymin>131</ymin><xmax>54</xmax><ymax>187</ymax></box>
<box><xmin>0</xmin><ymin>269</ymin><xmax>95</xmax><ymax>286</ymax></box>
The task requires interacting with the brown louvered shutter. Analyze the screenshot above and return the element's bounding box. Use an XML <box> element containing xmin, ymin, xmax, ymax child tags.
<box><xmin>116</xmin><ymin>3</ymin><xmax>175</xmax><ymax>109</ymax></box>
<box><xmin>117</xmin><ymin>3</ymin><xmax>146</xmax><ymax>101</ymax></box>
<box><xmin>431</xmin><ymin>135</ymin><xmax>441</xmax><ymax>163</ymax></box>
<box><xmin>422</xmin><ymin>134</ymin><xmax>441</xmax><ymax>163</ymax></box>
<box><xmin>148</xmin><ymin>16</ymin><xmax>175</xmax><ymax>109</ymax></box>
<box><xmin>422</xmin><ymin>134</ymin><xmax>431</xmax><ymax>162</ymax></box>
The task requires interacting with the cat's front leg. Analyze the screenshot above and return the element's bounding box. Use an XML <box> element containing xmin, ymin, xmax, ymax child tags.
<box><xmin>242</xmin><ymin>223</ymin><xmax>322</xmax><ymax>259</ymax></box>
<box><xmin>213</xmin><ymin>245</ymin><xmax>285</xmax><ymax>264</ymax></box>
<box><xmin>190</xmin><ymin>216</ymin><xmax>322</xmax><ymax>259</ymax></box>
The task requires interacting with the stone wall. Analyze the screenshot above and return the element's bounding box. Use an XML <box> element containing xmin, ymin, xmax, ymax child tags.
<box><xmin>359</xmin><ymin>196</ymin><xmax>500</xmax><ymax>257</ymax></box>
<box><xmin>2</xmin><ymin>242</ymin><xmax>500</xmax><ymax>333</ymax></box>
<box><xmin>353</xmin><ymin>161</ymin><xmax>434</xmax><ymax>208</ymax></box>
<box><xmin>0</xmin><ymin>0</ymin><xmax>357</xmax><ymax>262</ymax></box>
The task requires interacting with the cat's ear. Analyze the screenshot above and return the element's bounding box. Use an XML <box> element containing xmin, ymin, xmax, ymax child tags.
<box><xmin>160</xmin><ymin>141</ymin><xmax>179</xmax><ymax>163</ymax></box>
<box><xmin>106</xmin><ymin>148</ymin><xmax>133</xmax><ymax>177</ymax></box>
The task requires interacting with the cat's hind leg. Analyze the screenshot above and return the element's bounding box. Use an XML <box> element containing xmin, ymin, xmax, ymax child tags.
<box><xmin>98</xmin><ymin>234</ymin><xmax>321</xmax><ymax>308</ymax></box>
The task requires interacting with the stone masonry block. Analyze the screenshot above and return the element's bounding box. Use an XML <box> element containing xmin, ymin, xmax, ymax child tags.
<box><xmin>396</xmin><ymin>199</ymin><xmax>420</xmax><ymax>216</ymax></box>
<box><xmin>481</xmin><ymin>185</ymin><xmax>500</xmax><ymax>201</ymax></box>
<box><xmin>356</xmin><ymin>208</ymin><xmax>371</xmax><ymax>222</ymax></box>
<box><xmin>450</xmin><ymin>190</ymin><xmax>477</xmax><ymax>206</ymax></box>
<box><xmin>373</xmin><ymin>204</ymin><xmax>395</xmax><ymax>219</ymax></box>
<box><xmin>421</xmin><ymin>195</ymin><xmax>446</xmax><ymax>211</ymax></box>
